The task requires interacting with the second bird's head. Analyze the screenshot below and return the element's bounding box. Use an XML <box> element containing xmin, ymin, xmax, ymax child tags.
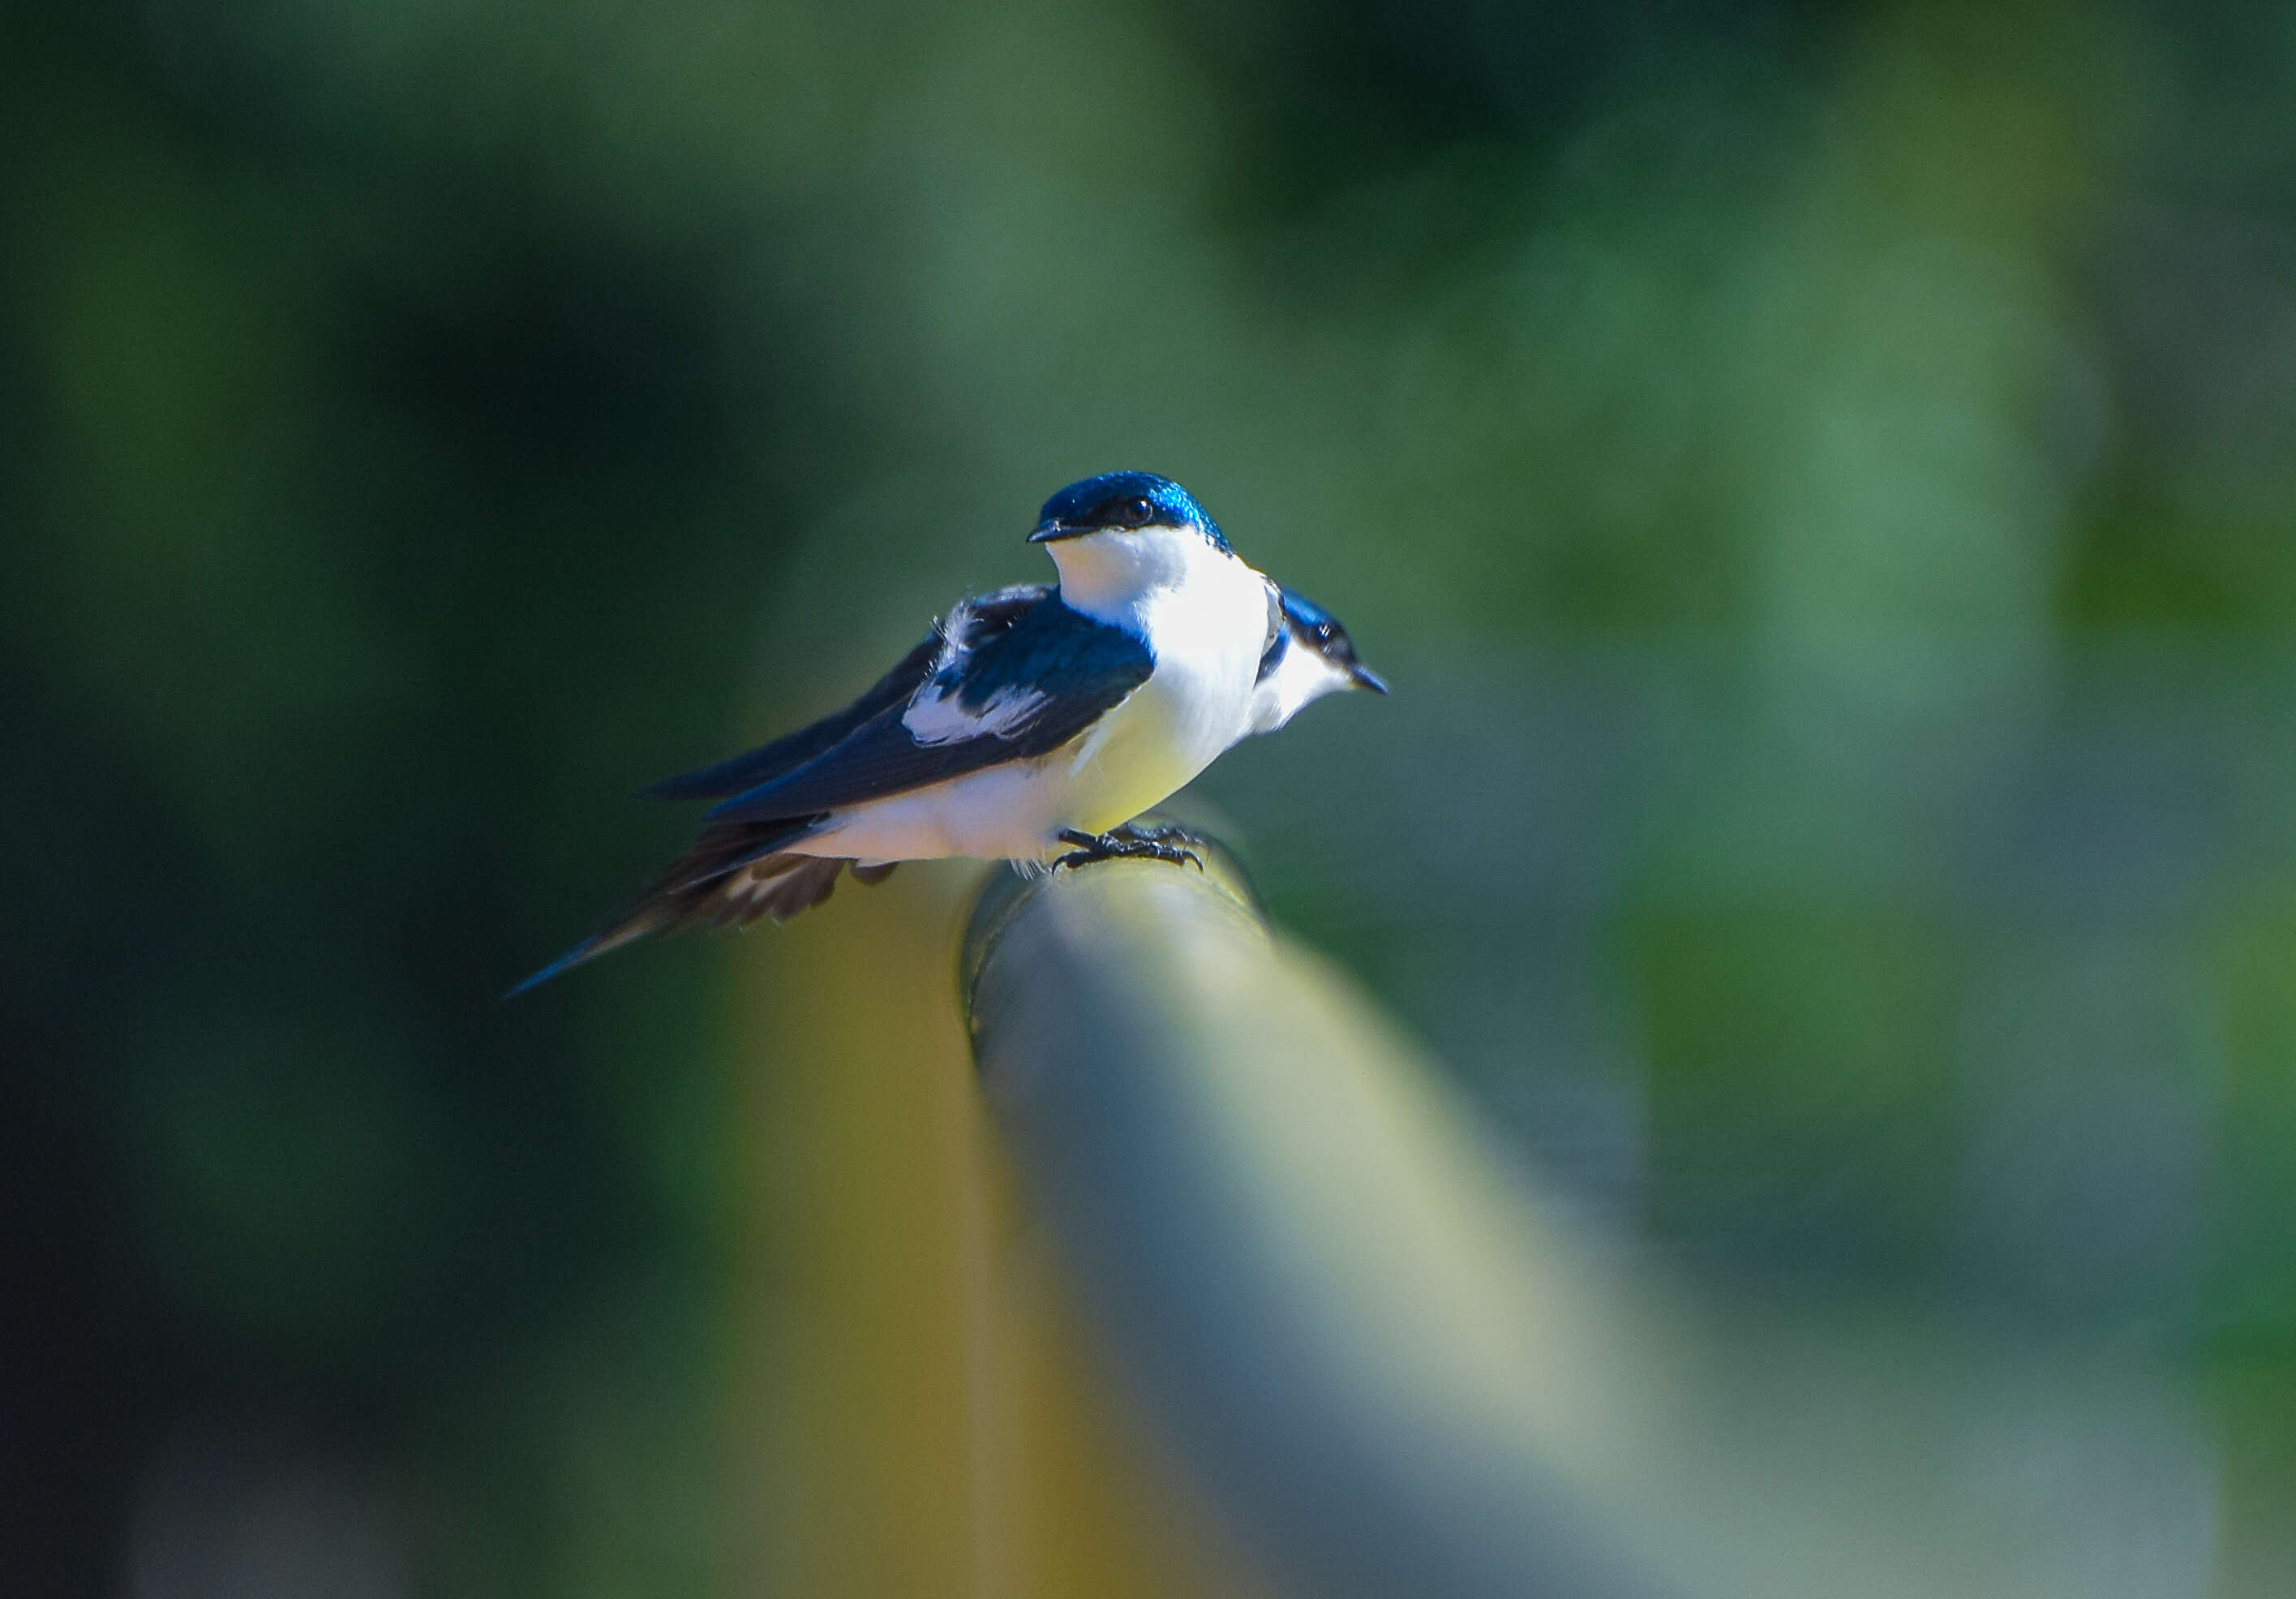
<box><xmin>1278</xmin><ymin>588</ymin><xmax>1388</xmax><ymax>697</ymax></box>
<box><xmin>1246</xmin><ymin>586</ymin><xmax>1388</xmax><ymax>734</ymax></box>
<box><xmin>1029</xmin><ymin>472</ymin><xmax>1238</xmax><ymax>609</ymax></box>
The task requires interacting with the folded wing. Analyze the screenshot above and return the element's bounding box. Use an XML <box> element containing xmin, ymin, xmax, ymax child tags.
<box><xmin>642</xmin><ymin>583</ymin><xmax>1053</xmax><ymax>802</ymax></box>
<box><xmin>707</xmin><ymin>594</ymin><xmax>1153</xmax><ymax>823</ymax></box>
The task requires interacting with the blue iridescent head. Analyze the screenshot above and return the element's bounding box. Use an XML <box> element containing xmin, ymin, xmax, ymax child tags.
<box><xmin>1279</xmin><ymin>588</ymin><xmax>1344</xmax><ymax>639</ymax></box>
<box><xmin>1028</xmin><ymin>471</ymin><xmax>1230</xmax><ymax>554</ymax></box>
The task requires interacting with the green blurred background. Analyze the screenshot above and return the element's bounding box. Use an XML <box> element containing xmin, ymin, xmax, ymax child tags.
<box><xmin>6</xmin><ymin>0</ymin><xmax>2296</xmax><ymax>1593</ymax></box>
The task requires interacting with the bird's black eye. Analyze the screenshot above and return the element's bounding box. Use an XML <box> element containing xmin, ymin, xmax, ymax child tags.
<box><xmin>1105</xmin><ymin>496</ymin><xmax>1154</xmax><ymax>528</ymax></box>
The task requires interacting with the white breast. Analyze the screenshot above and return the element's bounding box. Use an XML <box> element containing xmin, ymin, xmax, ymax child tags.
<box><xmin>1050</xmin><ymin>527</ymin><xmax>1272</xmax><ymax>828</ymax></box>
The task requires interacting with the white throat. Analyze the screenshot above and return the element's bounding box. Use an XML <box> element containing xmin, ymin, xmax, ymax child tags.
<box><xmin>1048</xmin><ymin>525</ymin><xmax>1242</xmax><ymax>629</ymax></box>
<box><xmin>1248</xmin><ymin>634</ymin><xmax>1354</xmax><ymax>734</ymax></box>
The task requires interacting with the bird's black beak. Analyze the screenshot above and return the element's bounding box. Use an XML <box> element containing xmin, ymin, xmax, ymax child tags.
<box><xmin>1348</xmin><ymin>662</ymin><xmax>1390</xmax><ymax>694</ymax></box>
<box><xmin>1028</xmin><ymin>519</ymin><xmax>1087</xmax><ymax>544</ymax></box>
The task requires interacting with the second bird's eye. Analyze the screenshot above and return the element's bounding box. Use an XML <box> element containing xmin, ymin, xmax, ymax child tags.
<box><xmin>1108</xmin><ymin>496</ymin><xmax>1153</xmax><ymax>527</ymax></box>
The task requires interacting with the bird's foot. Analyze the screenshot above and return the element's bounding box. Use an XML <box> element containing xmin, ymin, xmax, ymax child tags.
<box><xmin>1111</xmin><ymin>821</ymin><xmax>1211</xmax><ymax>853</ymax></box>
<box><xmin>1053</xmin><ymin>825</ymin><xmax>1206</xmax><ymax>873</ymax></box>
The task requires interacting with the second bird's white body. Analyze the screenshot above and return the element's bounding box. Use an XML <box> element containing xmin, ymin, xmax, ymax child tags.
<box><xmin>794</xmin><ymin>522</ymin><xmax>1276</xmax><ymax>865</ymax></box>
<box><xmin>1246</xmin><ymin>602</ymin><xmax>1355</xmax><ymax>736</ymax></box>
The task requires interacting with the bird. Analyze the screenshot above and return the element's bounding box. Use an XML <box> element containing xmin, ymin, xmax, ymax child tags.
<box><xmin>1247</xmin><ymin>584</ymin><xmax>1388</xmax><ymax>735</ymax></box>
<box><xmin>512</xmin><ymin>472</ymin><xmax>1384</xmax><ymax>991</ymax></box>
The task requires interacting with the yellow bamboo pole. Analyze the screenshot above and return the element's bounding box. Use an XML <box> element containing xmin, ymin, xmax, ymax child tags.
<box><xmin>727</xmin><ymin>859</ymin><xmax>1269</xmax><ymax>1599</ymax></box>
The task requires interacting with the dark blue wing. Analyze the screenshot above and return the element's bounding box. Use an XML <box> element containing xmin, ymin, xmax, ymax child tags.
<box><xmin>706</xmin><ymin>596</ymin><xmax>1152</xmax><ymax>822</ymax></box>
<box><xmin>642</xmin><ymin>583</ymin><xmax>1051</xmax><ymax>802</ymax></box>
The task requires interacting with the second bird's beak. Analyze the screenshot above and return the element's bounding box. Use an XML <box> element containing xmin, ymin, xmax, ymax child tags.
<box><xmin>1028</xmin><ymin>519</ymin><xmax>1086</xmax><ymax>544</ymax></box>
<box><xmin>1349</xmin><ymin>663</ymin><xmax>1390</xmax><ymax>694</ymax></box>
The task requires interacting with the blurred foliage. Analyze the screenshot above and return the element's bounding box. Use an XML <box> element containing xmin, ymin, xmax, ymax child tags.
<box><xmin>5</xmin><ymin>0</ymin><xmax>2296</xmax><ymax>1594</ymax></box>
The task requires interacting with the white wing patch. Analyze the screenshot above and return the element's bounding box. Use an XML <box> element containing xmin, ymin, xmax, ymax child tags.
<box><xmin>935</xmin><ymin>598</ymin><xmax>981</xmax><ymax>666</ymax></box>
<box><xmin>900</xmin><ymin>592</ymin><xmax>1054</xmax><ymax>746</ymax></box>
<box><xmin>903</xmin><ymin>681</ymin><xmax>1049</xmax><ymax>745</ymax></box>
<box><xmin>941</xmin><ymin>585</ymin><xmax>1042</xmax><ymax>656</ymax></box>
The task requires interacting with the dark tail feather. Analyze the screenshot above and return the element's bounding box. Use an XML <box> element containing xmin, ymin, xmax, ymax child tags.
<box><xmin>504</xmin><ymin>919</ymin><xmax>668</xmax><ymax>997</ymax></box>
<box><xmin>507</xmin><ymin>818</ymin><xmax>904</xmax><ymax>995</ymax></box>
